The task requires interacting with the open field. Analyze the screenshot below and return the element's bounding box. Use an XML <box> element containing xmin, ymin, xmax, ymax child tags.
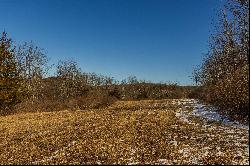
<box><xmin>0</xmin><ymin>99</ymin><xmax>248</xmax><ymax>165</ymax></box>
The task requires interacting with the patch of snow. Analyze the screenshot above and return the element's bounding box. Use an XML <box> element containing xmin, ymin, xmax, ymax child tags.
<box><xmin>157</xmin><ymin>159</ymin><xmax>168</xmax><ymax>164</ymax></box>
<box><xmin>178</xmin><ymin>148</ymin><xmax>190</xmax><ymax>157</ymax></box>
<box><xmin>203</xmin><ymin>151</ymin><xmax>209</xmax><ymax>157</ymax></box>
<box><xmin>96</xmin><ymin>161</ymin><xmax>102</xmax><ymax>165</ymax></box>
<box><xmin>169</xmin><ymin>140</ymin><xmax>178</xmax><ymax>146</ymax></box>
<box><xmin>192</xmin><ymin>100</ymin><xmax>249</xmax><ymax>130</ymax></box>
<box><xmin>128</xmin><ymin>162</ymin><xmax>140</xmax><ymax>165</ymax></box>
<box><xmin>216</xmin><ymin>151</ymin><xmax>224</xmax><ymax>156</ymax></box>
<box><xmin>175</xmin><ymin>112</ymin><xmax>191</xmax><ymax>124</ymax></box>
<box><xmin>187</xmin><ymin>156</ymin><xmax>203</xmax><ymax>165</ymax></box>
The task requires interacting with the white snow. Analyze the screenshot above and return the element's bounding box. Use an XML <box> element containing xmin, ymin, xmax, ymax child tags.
<box><xmin>192</xmin><ymin>100</ymin><xmax>249</xmax><ymax>130</ymax></box>
<box><xmin>175</xmin><ymin>112</ymin><xmax>191</xmax><ymax>124</ymax></box>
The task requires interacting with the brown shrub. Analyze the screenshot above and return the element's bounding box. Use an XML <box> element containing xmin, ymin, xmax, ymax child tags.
<box><xmin>194</xmin><ymin>0</ymin><xmax>249</xmax><ymax>122</ymax></box>
<box><xmin>69</xmin><ymin>90</ymin><xmax>117</xmax><ymax>110</ymax></box>
<box><xmin>13</xmin><ymin>89</ymin><xmax>117</xmax><ymax>114</ymax></box>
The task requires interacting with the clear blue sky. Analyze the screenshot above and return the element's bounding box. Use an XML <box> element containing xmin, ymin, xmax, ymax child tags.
<box><xmin>0</xmin><ymin>0</ymin><xmax>224</xmax><ymax>85</ymax></box>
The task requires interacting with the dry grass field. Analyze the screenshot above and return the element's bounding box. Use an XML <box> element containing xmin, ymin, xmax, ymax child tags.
<box><xmin>0</xmin><ymin>99</ymin><xmax>248</xmax><ymax>165</ymax></box>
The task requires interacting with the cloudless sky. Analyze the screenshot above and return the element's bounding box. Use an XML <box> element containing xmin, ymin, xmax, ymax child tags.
<box><xmin>0</xmin><ymin>0</ymin><xmax>224</xmax><ymax>85</ymax></box>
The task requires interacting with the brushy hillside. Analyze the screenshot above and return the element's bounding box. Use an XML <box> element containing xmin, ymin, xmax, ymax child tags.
<box><xmin>0</xmin><ymin>99</ymin><xmax>248</xmax><ymax>165</ymax></box>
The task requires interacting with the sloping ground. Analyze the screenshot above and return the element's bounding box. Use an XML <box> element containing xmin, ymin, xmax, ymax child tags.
<box><xmin>0</xmin><ymin>99</ymin><xmax>248</xmax><ymax>165</ymax></box>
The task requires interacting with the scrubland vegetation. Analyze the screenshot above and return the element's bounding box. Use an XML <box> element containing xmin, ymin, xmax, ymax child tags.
<box><xmin>0</xmin><ymin>0</ymin><xmax>249</xmax><ymax>165</ymax></box>
<box><xmin>1</xmin><ymin>0</ymin><xmax>249</xmax><ymax>122</ymax></box>
<box><xmin>193</xmin><ymin>0</ymin><xmax>249</xmax><ymax>123</ymax></box>
<box><xmin>0</xmin><ymin>31</ymin><xmax>197</xmax><ymax>115</ymax></box>
<box><xmin>0</xmin><ymin>1</ymin><xmax>248</xmax><ymax>122</ymax></box>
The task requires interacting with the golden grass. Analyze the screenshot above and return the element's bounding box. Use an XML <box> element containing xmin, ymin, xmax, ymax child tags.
<box><xmin>0</xmin><ymin>99</ymin><xmax>248</xmax><ymax>165</ymax></box>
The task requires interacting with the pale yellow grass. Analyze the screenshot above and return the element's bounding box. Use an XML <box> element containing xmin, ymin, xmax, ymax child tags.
<box><xmin>0</xmin><ymin>99</ymin><xmax>248</xmax><ymax>165</ymax></box>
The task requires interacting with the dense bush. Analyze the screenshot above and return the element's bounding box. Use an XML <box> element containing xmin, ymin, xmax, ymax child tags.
<box><xmin>194</xmin><ymin>0</ymin><xmax>249</xmax><ymax>122</ymax></box>
<box><xmin>0</xmin><ymin>32</ymin><xmax>27</xmax><ymax>114</ymax></box>
<box><xmin>118</xmin><ymin>80</ymin><xmax>188</xmax><ymax>100</ymax></box>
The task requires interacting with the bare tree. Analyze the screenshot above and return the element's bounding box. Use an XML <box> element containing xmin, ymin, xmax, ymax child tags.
<box><xmin>56</xmin><ymin>59</ymin><xmax>87</xmax><ymax>99</ymax></box>
<box><xmin>194</xmin><ymin>0</ymin><xmax>249</xmax><ymax>120</ymax></box>
<box><xmin>16</xmin><ymin>41</ymin><xmax>49</xmax><ymax>102</ymax></box>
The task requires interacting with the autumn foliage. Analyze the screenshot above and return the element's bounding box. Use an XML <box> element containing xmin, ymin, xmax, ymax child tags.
<box><xmin>0</xmin><ymin>31</ymin><xmax>197</xmax><ymax>115</ymax></box>
<box><xmin>0</xmin><ymin>32</ymin><xmax>27</xmax><ymax>113</ymax></box>
<box><xmin>194</xmin><ymin>0</ymin><xmax>249</xmax><ymax>122</ymax></box>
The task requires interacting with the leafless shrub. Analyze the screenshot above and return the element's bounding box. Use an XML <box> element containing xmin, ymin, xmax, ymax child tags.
<box><xmin>16</xmin><ymin>41</ymin><xmax>49</xmax><ymax>102</ymax></box>
<box><xmin>194</xmin><ymin>0</ymin><xmax>249</xmax><ymax>122</ymax></box>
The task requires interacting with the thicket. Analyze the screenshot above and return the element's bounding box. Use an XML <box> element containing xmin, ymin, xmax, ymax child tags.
<box><xmin>0</xmin><ymin>31</ymin><xmax>198</xmax><ymax>115</ymax></box>
<box><xmin>0</xmin><ymin>32</ymin><xmax>27</xmax><ymax>114</ymax></box>
<box><xmin>194</xmin><ymin>0</ymin><xmax>249</xmax><ymax>122</ymax></box>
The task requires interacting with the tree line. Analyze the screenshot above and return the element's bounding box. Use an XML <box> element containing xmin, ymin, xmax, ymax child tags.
<box><xmin>0</xmin><ymin>32</ymin><xmax>196</xmax><ymax>115</ymax></box>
